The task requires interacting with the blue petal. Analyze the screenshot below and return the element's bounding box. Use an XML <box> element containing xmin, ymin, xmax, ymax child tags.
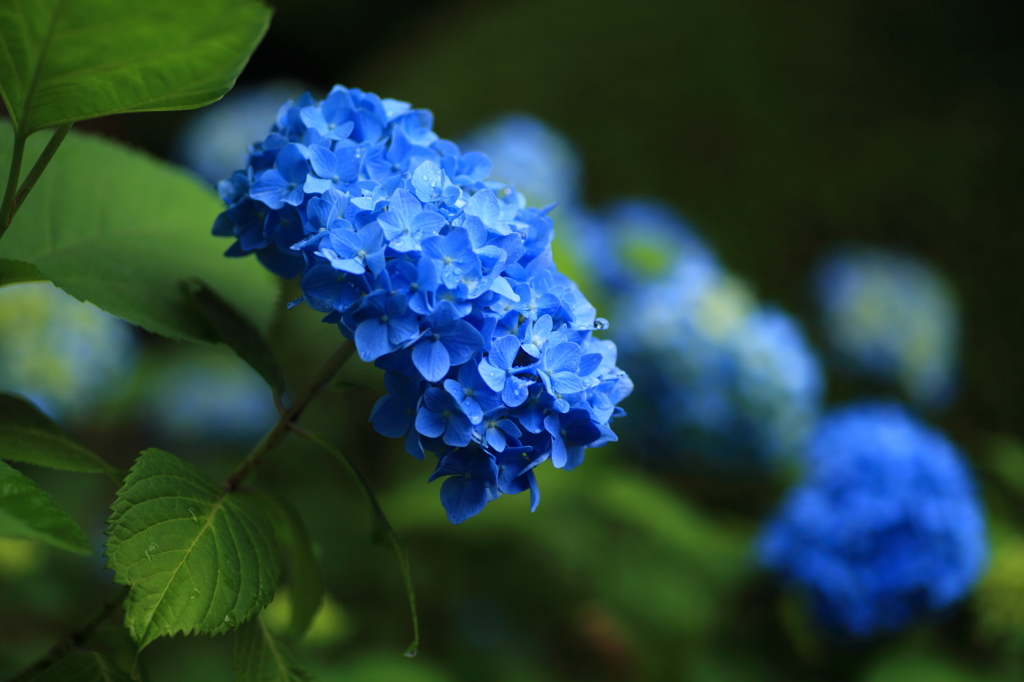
<box><xmin>387</xmin><ymin>314</ymin><xmax>421</xmax><ymax>347</ymax></box>
<box><xmin>545</xmin><ymin>342</ymin><xmax>582</xmax><ymax>373</ymax></box>
<box><xmin>502</xmin><ymin>377</ymin><xmax>531</xmax><ymax>408</ymax></box>
<box><xmin>544</xmin><ymin>414</ymin><xmax>568</xmax><ymax>468</ymax></box>
<box><xmin>549</xmin><ymin>371</ymin><xmax>586</xmax><ymax>395</ymax></box>
<box><xmin>421</xmin><ymin>386</ymin><xmax>450</xmax><ymax>412</ymax></box>
<box><xmin>578</xmin><ymin>352</ymin><xmax>604</xmax><ymax>377</ymax></box>
<box><xmin>490</xmin><ymin>335</ymin><xmax>521</xmax><ymax>370</ymax></box>
<box><xmin>413</xmin><ymin>340</ymin><xmax>451</xmax><ymax>382</ymax></box>
<box><xmin>465</xmin><ymin>189</ymin><xmax>500</xmax><ymax>226</ymax></box>
<box><xmin>250</xmin><ymin>169</ymin><xmax>290</xmax><ymax>209</ymax></box>
<box><xmin>442</xmin><ymin>321</ymin><xmax>483</xmax><ymax>366</ymax></box>
<box><xmin>486</xmin><ymin>426</ymin><xmax>507</xmax><ymax>452</ymax></box>
<box><xmin>439</xmin><ymin>475</ymin><xmax>489</xmax><ymax>525</ymax></box>
<box><xmin>369</xmin><ymin>394</ymin><xmax>413</xmax><ymax>438</ymax></box>
<box><xmin>478</xmin><ymin>359</ymin><xmax>506</xmax><ymax>392</ymax></box>
<box><xmin>443</xmin><ymin>413</ymin><xmax>474</xmax><ymax>447</ymax></box>
<box><xmin>355</xmin><ymin>319</ymin><xmax>392</xmax><ymax>361</ymax></box>
<box><xmin>414</xmin><ymin>406</ymin><xmax>447</xmax><ymax>439</ymax></box>
<box><xmin>308</xmin><ymin>144</ymin><xmax>339</xmax><ymax>178</ymax></box>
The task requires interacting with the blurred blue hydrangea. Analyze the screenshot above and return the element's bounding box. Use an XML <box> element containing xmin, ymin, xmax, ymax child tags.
<box><xmin>813</xmin><ymin>247</ymin><xmax>960</xmax><ymax>410</ymax></box>
<box><xmin>596</xmin><ymin>199</ymin><xmax>714</xmax><ymax>291</ymax></box>
<box><xmin>615</xmin><ymin>251</ymin><xmax>823</xmax><ymax>469</ymax></box>
<box><xmin>213</xmin><ymin>85</ymin><xmax>632</xmax><ymax>524</ymax></box>
<box><xmin>758</xmin><ymin>401</ymin><xmax>987</xmax><ymax>638</ymax></box>
<box><xmin>173</xmin><ymin>81</ymin><xmax>307</xmax><ymax>185</ymax></box>
<box><xmin>459</xmin><ymin>114</ymin><xmax>582</xmax><ymax>208</ymax></box>
<box><xmin>0</xmin><ymin>282</ymin><xmax>136</xmax><ymax>421</ymax></box>
<box><xmin>143</xmin><ymin>348</ymin><xmax>278</xmax><ymax>443</ymax></box>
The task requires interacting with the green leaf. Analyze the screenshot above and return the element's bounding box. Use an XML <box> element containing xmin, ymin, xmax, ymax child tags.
<box><xmin>0</xmin><ymin>0</ymin><xmax>272</xmax><ymax>135</ymax></box>
<box><xmin>184</xmin><ymin>278</ymin><xmax>287</xmax><ymax>398</ymax></box>
<box><xmin>105</xmin><ymin>448</ymin><xmax>280</xmax><ymax>650</ymax></box>
<box><xmin>234</xmin><ymin>616</ymin><xmax>315</xmax><ymax>682</ymax></box>
<box><xmin>258</xmin><ymin>491</ymin><xmax>323</xmax><ymax>639</ymax></box>
<box><xmin>19</xmin><ymin>650</ymin><xmax>132</xmax><ymax>682</ymax></box>
<box><xmin>0</xmin><ymin>459</ymin><xmax>91</xmax><ymax>554</ymax></box>
<box><xmin>0</xmin><ymin>392</ymin><xmax>119</xmax><ymax>477</ymax></box>
<box><xmin>0</xmin><ymin>123</ymin><xmax>280</xmax><ymax>343</ymax></box>
<box><xmin>296</xmin><ymin>429</ymin><xmax>419</xmax><ymax>657</ymax></box>
<box><xmin>0</xmin><ymin>257</ymin><xmax>42</xmax><ymax>285</ymax></box>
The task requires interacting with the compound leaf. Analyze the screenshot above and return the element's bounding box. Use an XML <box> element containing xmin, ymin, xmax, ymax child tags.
<box><xmin>105</xmin><ymin>448</ymin><xmax>279</xmax><ymax>650</ymax></box>
<box><xmin>0</xmin><ymin>0</ymin><xmax>272</xmax><ymax>134</ymax></box>
<box><xmin>234</xmin><ymin>616</ymin><xmax>315</xmax><ymax>682</ymax></box>
<box><xmin>0</xmin><ymin>458</ymin><xmax>91</xmax><ymax>554</ymax></box>
<box><xmin>0</xmin><ymin>123</ymin><xmax>280</xmax><ymax>344</ymax></box>
<box><xmin>0</xmin><ymin>392</ymin><xmax>119</xmax><ymax>476</ymax></box>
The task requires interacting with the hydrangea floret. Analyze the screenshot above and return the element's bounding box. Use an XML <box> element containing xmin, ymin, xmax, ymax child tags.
<box><xmin>757</xmin><ymin>401</ymin><xmax>987</xmax><ymax>637</ymax></box>
<box><xmin>213</xmin><ymin>85</ymin><xmax>632</xmax><ymax>524</ymax></box>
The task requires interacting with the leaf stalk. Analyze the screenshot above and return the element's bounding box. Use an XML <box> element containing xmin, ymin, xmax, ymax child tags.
<box><xmin>0</xmin><ymin>129</ymin><xmax>27</xmax><ymax>240</ymax></box>
<box><xmin>0</xmin><ymin>124</ymin><xmax>72</xmax><ymax>242</ymax></box>
<box><xmin>224</xmin><ymin>340</ymin><xmax>356</xmax><ymax>490</ymax></box>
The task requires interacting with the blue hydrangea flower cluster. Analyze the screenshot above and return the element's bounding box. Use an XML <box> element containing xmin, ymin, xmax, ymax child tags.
<box><xmin>213</xmin><ymin>85</ymin><xmax>632</xmax><ymax>524</ymax></box>
<box><xmin>0</xmin><ymin>282</ymin><xmax>137</xmax><ymax>422</ymax></box>
<box><xmin>813</xmin><ymin>247</ymin><xmax>960</xmax><ymax>410</ymax></box>
<box><xmin>611</xmin><ymin>221</ymin><xmax>822</xmax><ymax>469</ymax></box>
<box><xmin>758</xmin><ymin>402</ymin><xmax>987</xmax><ymax>637</ymax></box>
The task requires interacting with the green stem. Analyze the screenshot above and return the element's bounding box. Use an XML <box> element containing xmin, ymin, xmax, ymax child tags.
<box><xmin>0</xmin><ymin>129</ymin><xmax>27</xmax><ymax>241</ymax></box>
<box><xmin>11</xmin><ymin>123</ymin><xmax>71</xmax><ymax>217</ymax></box>
<box><xmin>224</xmin><ymin>340</ymin><xmax>356</xmax><ymax>490</ymax></box>
<box><xmin>9</xmin><ymin>586</ymin><xmax>129</xmax><ymax>682</ymax></box>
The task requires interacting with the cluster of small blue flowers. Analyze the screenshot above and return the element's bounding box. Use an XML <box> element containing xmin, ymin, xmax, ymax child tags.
<box><xmin>589</xmin><ymin>200</ymin><xmax>714</xmax><ymax>293</ymax></box>
<box><xmin>813</xmin><ymin>247</ymin><xmax>960</xmax><ymax>410</ymax></box>
<box><xmin>213</xmin><ymin>86</ymin><xmax>632</xmax><ymax>524</ymax></box>
<box><xmin>608</xmin><ymin>211</ymin><xmax>823</xmax><ymax>469</ymax></box>
<box><xmin>758</xmin><ymin>402</ymin><xmax>987</xmax><ymax>637</ymax></box>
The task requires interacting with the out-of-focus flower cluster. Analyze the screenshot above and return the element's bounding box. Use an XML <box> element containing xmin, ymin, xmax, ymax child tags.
<box><xmin>758</xmin><ymin>402</ymin><xmax>987</xmax><ymax>637</ymax></box>
<box><xmin>213</xmin><ymin>87</ymin><xmax>632</xmax><ymax>523</ymax></box>
<box><xmin>143</xmin><ymin>347</ymin><xmax>278</xmax><ymax>444</ymax></box>
<box><xmin>0</xmin><ymin>282</ymin><xmax>136</xmax><ymax>421</ymax></box>
<box><xmin>609</xmin><ymin>210</ymin><xmax>823</xmax><ymax>469</ymax></box>
<box><xmin>813</xmin><ymin>247</ymin><xmax>960</xmax><ymax>410</ymax></box>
